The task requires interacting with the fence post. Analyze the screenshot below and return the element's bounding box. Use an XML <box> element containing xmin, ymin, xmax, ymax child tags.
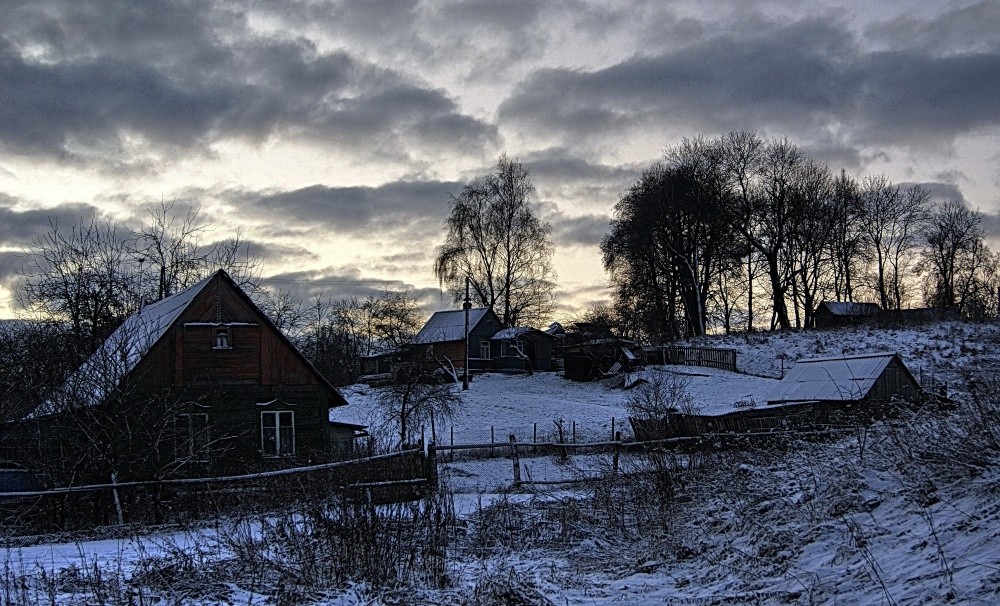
<box><xmin>572</xmin><ymin>421</ymin><xmax>576</xmax><ymax>444</ymax></box>
<box><xmin>612</xmin><ymin>431</ymin><xmax>621</xmax><ymax>477</ymax></box>
<box><xmin>533</xmin><ymin>422</ymin><xmax>537</xmax><ymax>455</ymax></box>
<box><xmin>556</xmin><ymin>420</ymin><xmax>567</xmax><ymax>463</ymax></box>
<box><xmin>450</xmin><ymin>426</ymin><xmax>455</xmax><ymax>462</ymax></box>
<box><xmin>509</xmin><ymin>434</ymin><xmax>521</xmax><ymax>487</ymax></box>
<box><xmin>491</xmin><ymin>425</ymin><xmax>495</xmax><ymax>456</ymax></box>
<box><xmin>611</xmin><ymin>417</ymin><xmax>615</xmax><ymax>442</ymax></box>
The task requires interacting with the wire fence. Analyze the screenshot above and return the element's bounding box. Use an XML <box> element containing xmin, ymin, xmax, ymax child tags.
<box><xmin>432</xmin><ymin>417</ymin><xmax>629</xmax><ymax>456</ymax></box>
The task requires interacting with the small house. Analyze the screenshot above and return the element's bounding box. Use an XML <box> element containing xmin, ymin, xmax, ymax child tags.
<box><xmin>490</xmin><ymin>326</ymin><xmax>555</xmax><ymax>372</ymax></box>
<box><xmin>813</xmin><ymin>301</ymin><xmax>882</xmax><ymax>328</ymax></box>
<box><xmin>767</xmin><ymin>352</ymin><xmax>920</xmax><ymax>406</ymax></box>
<box><xmin>411</xmin><ymin>307</ymin><xmax>502</xmax><ymax>371</ymax></box>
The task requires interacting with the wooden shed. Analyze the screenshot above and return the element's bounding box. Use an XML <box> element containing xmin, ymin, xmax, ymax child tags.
<box><xmin>813</xmin><ymin>301</ymin><xmax>882</xmax><ymax>328</ymax></box>
<box><xmin>767</xmin><ymin>352</ymin><xmax>920</xmax><ymax>406</ymax></box>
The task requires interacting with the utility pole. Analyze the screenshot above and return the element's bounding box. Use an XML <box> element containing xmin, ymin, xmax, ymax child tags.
<box><xmin>463</xmin><ymin>277</ymin><xmax>471</xmax><ymax>391</ymax></box>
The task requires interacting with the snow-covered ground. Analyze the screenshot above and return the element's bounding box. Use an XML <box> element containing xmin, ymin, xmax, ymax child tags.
<box><xmin>6</xmin><ymin>321</ymin><xmax>1000</xmax><ymax>604</ymax></box>
<box><xmin>333</xmin><ymin>366</ymin><xmax>779</xmax><ymax>445</ymax></box>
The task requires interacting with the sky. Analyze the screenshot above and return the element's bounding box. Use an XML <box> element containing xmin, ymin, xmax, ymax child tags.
<box><xmin>0</xmin><ymin>0</ymin><xmax>998</xmax><ymax>322</ymax></box>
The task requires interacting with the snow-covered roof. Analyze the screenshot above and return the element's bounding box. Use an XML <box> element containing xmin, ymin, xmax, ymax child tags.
<box><xmin>492</xmin><ymin>326</ymin><xmax>537</xmax><ymax>340</ymax></box>
<box><xmin>37</xmin><ymin>273</ymin><xmax>215</xmax><ymax>415</ymax></box>
<box><xmin>766</xmin><ymin>352</ymin><xmax>900</xmax><ymax>404</ymax></box>
<box><xmin>545</xmin><ymin>322</ymin><xmax>564</xmax><ymax>335</ymax></box>
<box><xmin>412</xmin><ymin>308</ymin><xmax>491</xmax><ymax>344</ymax></box>
<box><xmin>819</xmin><ymin>301</ymin><xmax>881</xmax><ymax>316</ymax></box>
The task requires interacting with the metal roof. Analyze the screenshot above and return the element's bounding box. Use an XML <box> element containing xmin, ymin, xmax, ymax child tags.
<box><xmin>766</xmin><ymin>352</ymin><xmax>899</xmax><ymax>404</ymax></box>
<box><xmin>819</xmin><ymin>301</ymin><xmax>881</xmax><ymax>316</ymax></box>
<box><xmin>411</xmin><ymin>307</ymin><xmax>491</xmax><ymax>344</ymax></box>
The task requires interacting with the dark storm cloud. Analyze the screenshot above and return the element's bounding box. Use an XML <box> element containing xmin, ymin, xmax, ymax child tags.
<box><xmin>498</xmin><ymin>16</ymin><xmax>1000</xmax><ymax>150</ymax></box>
<box><xmin>0</xmin><ymin>251</ymin><xmax>23</xmax><ymax>283</ymax></box>
<box><xmin>522</xmin><ymin>147</ymin><xmax>640</xmax><ymax>184</ymax></box>
<box><xmin>869</xmin><ymin>1</ymin><xmax>1000</xmax><ymax>55</ymax></box>
<box><xmin>0</xmin><ymin>1</ymin><xmax>497</xmax><ymax>165</ymax></box>
<box><xmin>238</xmin><ymin>180</ymin><xmax>464</xmax><ymax>234</ymax></box>
<box><xmin>0</xmin><ymin>199</ymin><xmax>98</xmax><ymax>245</ymax></box>
<box><xmin>550</xmin><ymin>213</ymin><xmax>611</xmax><ymax>247</ymax></box>
<box><xmin>261</xmin><ymin>268</ymin><xmax>443</xmax><ymax>314</ymax></box>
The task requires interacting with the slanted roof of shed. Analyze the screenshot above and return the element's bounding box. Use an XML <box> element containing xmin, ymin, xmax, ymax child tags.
<box><xmin>492</xmin><ymin>326</ymin><xmax>552</xmax><ymax>340</ymax></box>
<box><xmin>766</xmin><ymin>352</ymin><xmax>901</xmax><ymax>404</ymax></box>
<box><xmin>818</xmin><ymin>301</ymin><xmax>882</xmax><ymax>316</ymax></box>
<box><xmin>412</xmin><ymin>307</ymin><xmax>491</xmax><ymax>344</ymax></box>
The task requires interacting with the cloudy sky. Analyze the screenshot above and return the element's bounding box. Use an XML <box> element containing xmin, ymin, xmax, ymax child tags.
<box><xmin>0</xmin><ymin>0</ymin><xmax>998</xmax><ymax>320</ymax></box>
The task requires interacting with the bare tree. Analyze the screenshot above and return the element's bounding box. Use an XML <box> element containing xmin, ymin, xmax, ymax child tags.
<box><xmin>859</xmin><ymin>178</ymin><xmax>930</xmax><ymax>310</ymax></box>
<box><xmin>18</xmin><ymin>208</ymin><xmax>262</xmax><ymax>361</ymax></box>
<box><xmin>434</xmin><ymin>154</ymin><xmax>555</xmax><ymax>327</ymax></box>
<box><xmin>18</xmin><ymin>217</ymin><xmax>139</xmax><ymax>355</ymax></box>
<box><xmin>923</xmin><ymin>200</ymin><xmax>991</xmax><ymax>313</ymax></box>
<box><xmin>374</xmin><ymin>356</ymin><xmax>460</xmax><ymax>448</ymax></box>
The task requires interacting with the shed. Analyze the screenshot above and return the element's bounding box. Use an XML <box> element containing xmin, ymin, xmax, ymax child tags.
<box><xmin>813</xmin><ymin>301</ymin><xmax>882</xmax><ymax>328</ymax></box>
<box><xmin>490</xmin><ymin>326</ymin><xmax>555</xmax><ymax>372</ymax></box>
<box><xmin>767</xmin><ymin>352</ymin><xmax>920</xmax><ymax>406</ymax></box>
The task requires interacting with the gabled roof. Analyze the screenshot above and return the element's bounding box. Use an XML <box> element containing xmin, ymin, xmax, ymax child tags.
<box><xmin>818</xmin><ymin>301</ymin><xmax>882</xmax><ymax>317</ymax></box>
<box><xmin>412</xmin><ymin>307</ymin><xmax>492</xmax><ymax>344</ymax></box>
<box><xmin>39</xmin><ymin>270</ymin><xmax>347</xmax><ymax>416</ymax></box>
<box><xmin>766</xmin><ymin>352</ymin><xmax>903</xmax><ymax>404</ymax></box>
<box><xmin>39</xmin><ymin>273</ymin><xmax>215</xmax><ymax>414</ymax></box>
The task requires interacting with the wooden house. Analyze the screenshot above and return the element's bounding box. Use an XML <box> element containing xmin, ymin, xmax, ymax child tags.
<box><xmin>5</xmin><ymin>270</ymin><xmax>349</xmax><ymax>485</ymax></box>
<box><xmin>813</xmin><ymin>301</ymin><xmax>882</xmax><ymax>328</ymax></box>
<box><xmin>490</xmin><ymin>326</ymin><xmax>555</xmax><ymax>372</ymax></box>
<box><xmin>767</xmin><ymin>352</ymin><xmax>920</xmax><ymax>407</ymax></box>
<box><xmin>411</xmin><ymin>307</ymin><xmax>502</xmax><ymax>371</ymax></box>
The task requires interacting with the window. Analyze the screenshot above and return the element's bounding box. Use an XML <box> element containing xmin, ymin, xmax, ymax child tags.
<box><xmin>479</xmin><ymin>340</ymin><xmax>491</xmax><ymax>359</ymax></box>
<box><xmin>214</xmin><ymin>327</ymin><xmax>231</xmax><ymax>349</ymax></box>
<box><xmin>175</xmin><ymin>413</ymin><xmax>209</xmax><ymax>462</ymax></box>
<box><xmin>261</xmin><ymin>411</ymin><xmax>295</xmax><ymax>457</ymax></box>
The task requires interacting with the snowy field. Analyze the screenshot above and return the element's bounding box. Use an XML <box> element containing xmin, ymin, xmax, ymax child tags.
<box><xmin>5</xmin><ymin>321</ymin><xmax>1000</xmax><ymax>604</ymax></box>
<box><xmin>333</xmin><ymin>366</ymin><xmax>780</xmax><ymax>445</ymax></box>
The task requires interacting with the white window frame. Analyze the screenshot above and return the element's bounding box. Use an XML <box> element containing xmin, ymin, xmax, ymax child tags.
<box><xmin>175</xmin><ymin>413</ymin><xmax>210</xmax><ymax>463</ymax></box>
<box><xmin>479</xmin><ymin>340</ymin><xmax>491</xmax><ymax>359</ymax></box>
<box><xmin>214</xmin><ymin>326</ymin><xmax>231</xmax><ymax>349</ymax></box>
<box><xmin>261</xmin><ymin>410</ymin><xmax>295</xmax><ymax>457</ymax></box>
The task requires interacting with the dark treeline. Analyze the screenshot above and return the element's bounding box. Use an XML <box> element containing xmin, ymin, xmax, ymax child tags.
<box><xmin>601</xmin><ymin>132</ymin><xmax>1000</xmax><ymax>342</ymax></box>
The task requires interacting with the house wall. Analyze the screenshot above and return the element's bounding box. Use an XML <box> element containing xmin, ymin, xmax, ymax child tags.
<box><xmin>13</xmin><ymin>273</ymin><xmax>344</xmax><ymax>485</ymax></box>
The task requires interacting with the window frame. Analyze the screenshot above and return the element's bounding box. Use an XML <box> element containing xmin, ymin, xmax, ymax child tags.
<box><xmin>214</xmin><ymin>326</ymin><xmax>231</xmax><ymax>349</ymax></box>
<box><xmin>260</xmin><ymin>410</ymin><xmax>296</xmax><ymax>457</ymax></box>
<box><xmin>479</xmin><ymin>340</ymin><xmax>491</xmax><ymax>359</ymax></box>
<box><xmin>174</xmin><ymin>412</ymin><xmax>210</xmax><ymax>463</ymax></box>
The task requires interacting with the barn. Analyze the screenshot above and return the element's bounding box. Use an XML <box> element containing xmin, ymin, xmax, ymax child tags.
<box><xmin>3</xmin><ymin>270</ymin><xmax>350</xmax><ymax>486</ymax></box>
<box><xmin>767</xmin><ymin>352</ymin><xmax>920</xmax><ymax>406</ymax></box>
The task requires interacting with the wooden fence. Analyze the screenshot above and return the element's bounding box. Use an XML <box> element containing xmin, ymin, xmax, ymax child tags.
<box><xmin>0</xmin><ymin>446</ymin><xmax>436</xmax><ymax>535</ymax></box>
<box><xmin>645</xmin><ymin>346</ymin><xmax>738</xmax><ymax>372</ymax></box>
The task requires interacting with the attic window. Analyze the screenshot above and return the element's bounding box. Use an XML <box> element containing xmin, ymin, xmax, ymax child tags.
<box><xmin>214</xmin><ymin>327</ymin><xmax>231</xmax><ymax>349</ymax></box>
